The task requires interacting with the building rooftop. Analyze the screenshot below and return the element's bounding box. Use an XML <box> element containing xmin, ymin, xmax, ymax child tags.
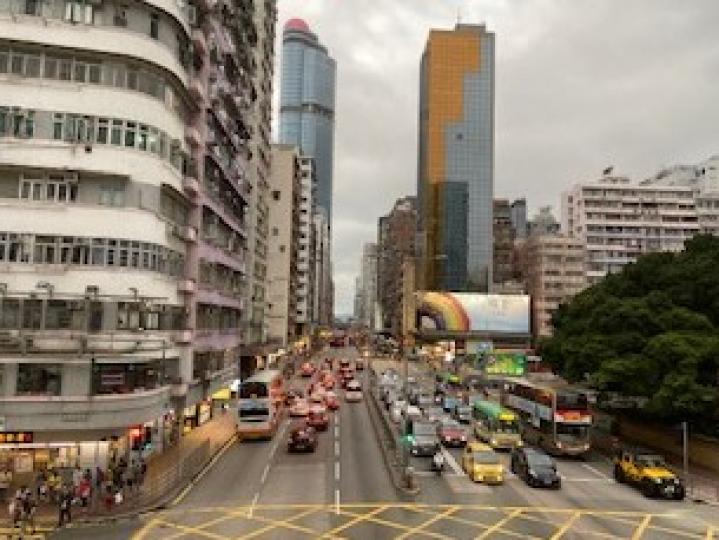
<box><xmin>284</xmin><ymin>18</ymin><xmax>310</xmax><ymax>33</ymax></box>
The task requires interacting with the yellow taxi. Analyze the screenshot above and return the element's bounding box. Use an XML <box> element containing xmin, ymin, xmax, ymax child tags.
<box><xmin>461</xmin><ymin>441</ymin><xmax>504</xmax><ymax>484</ymax></box>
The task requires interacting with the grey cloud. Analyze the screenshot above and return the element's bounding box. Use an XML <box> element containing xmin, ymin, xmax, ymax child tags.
<box><xmin>276</xmin><ymin>0</ymin><xmax>719</xmax><ymax>314</ymax></box>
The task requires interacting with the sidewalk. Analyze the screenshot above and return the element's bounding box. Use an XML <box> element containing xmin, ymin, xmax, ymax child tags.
<box><xmin>0</xmin><ymin>410</ymin><xmax>237</xmax><ymax>532</ymax></box>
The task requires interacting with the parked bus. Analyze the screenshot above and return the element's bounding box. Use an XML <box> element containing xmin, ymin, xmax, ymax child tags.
<box><xmin>503</xmin><ymin>378</ymin><xmax>592</xmax><ymax>457</ymax></box>
<box><xmin>472</xmin><ymin>400</ymin><xmax>522</xmax><ymax>450</ymax></box>
<box><xmin>237</xmin><ymin>370</ymin><xmax>285</xmax><ymax>440</ymax></box>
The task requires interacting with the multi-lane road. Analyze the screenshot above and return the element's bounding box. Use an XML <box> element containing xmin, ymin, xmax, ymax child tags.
<box><xmin>53</xmin><ymin>348</ymin><xmax>718</xmax><ymax>539</ymax></box>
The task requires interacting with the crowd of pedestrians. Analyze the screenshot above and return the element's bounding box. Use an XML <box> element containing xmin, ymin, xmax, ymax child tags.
<box><xmin>4</xmin><ymin>456</ymin><xmax>147</xmax><ymax>534</ymax></box>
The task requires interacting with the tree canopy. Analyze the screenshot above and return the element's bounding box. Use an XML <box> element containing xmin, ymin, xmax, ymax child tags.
<box><xmin>539</xmin><ymin>235</ymin><xmax>719</xmax><ymax>430</ymax></box>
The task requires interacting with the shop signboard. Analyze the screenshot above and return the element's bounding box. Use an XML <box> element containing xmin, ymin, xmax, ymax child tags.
<box><xmin>485</xmin><ymin>351</ymin><xmax>527</xmax><ymax>377</ymax></box>
<box><xmin>0</xmin><ymin>432</ymin><xmax>33</xmax><ymax>443</ymax></box>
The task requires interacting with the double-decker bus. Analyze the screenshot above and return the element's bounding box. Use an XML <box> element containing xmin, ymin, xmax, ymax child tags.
<box><xmin>472</xmin><ymin>400</ymin><xmax>522</xmax><ymax>450</ymax></box>
<box><xmin>503</xmin><ymin>378</ymin><xmax>592</xmax><ymax>457</ymax></box>
<box><xmin>237</xmin><ymin>370</ymin><xmax>285</xmax><ymax>440</ymax></box>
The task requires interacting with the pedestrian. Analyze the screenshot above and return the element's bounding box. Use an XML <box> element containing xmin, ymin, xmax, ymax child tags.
<box><xmin>104</xmin><ymin>484</ymin><xmax>113</xmax><ymax>512</ymax></box>
<box><xmin>78</xmin><ymin>477</ymin><xmax>91</xmax><ymax>509</ymax></box>
<box><xmin>95</xmin><ymin>466</ymin><xmax>105</xmax><ymax>488</ymax></box>
<box><xmin>58</xmin><ymin>487</ymin><xmax>72</xmax><ymax>527</ymax></box>
<box><xmin>72</xmin><ymin>465</ymin><xmax>83</xmax><ymax>489</ymax></box>
<box><xmin>23</xmin><ymin>493</ymin><xmax>36</xmax><ymax>534</ymax></box>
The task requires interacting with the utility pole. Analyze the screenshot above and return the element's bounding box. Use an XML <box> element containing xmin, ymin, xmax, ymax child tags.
<box><xmin>682</xmin><ymin>421</ymin><xmax>689</xmax><ymax>480</ymax></box>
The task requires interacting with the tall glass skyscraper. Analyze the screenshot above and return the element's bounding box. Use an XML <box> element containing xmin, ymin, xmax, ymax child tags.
<box><xmin>417</xmin><ymin>23</ymin><xmax>495</xmax><ymax>292</ymax></box>
<box><xmin>279</xmin><ymin>18</ymin><xmax>337</xmax><ymax>225</ymax></box>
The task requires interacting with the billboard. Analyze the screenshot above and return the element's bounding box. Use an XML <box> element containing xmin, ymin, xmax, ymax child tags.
<box><xmin>485</xmin><ymin>351</ymin><xmax>527</xmax><ymax>376</ymax></box>
<box><xmin>417</xmin><ymin>292</ymin><xmax>530</xmax><ymax>334</ymax></box>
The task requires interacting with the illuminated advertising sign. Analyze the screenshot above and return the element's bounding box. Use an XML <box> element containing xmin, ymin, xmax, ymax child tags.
<box><xmin>417</xmin><ymin>292</ymin><xmax>530</xmax><ymax>334</ymax></box>
<box><xmin>485</xmin><ymin>351</ymin><xmax>527</xmax><ymax>376</ymax></box>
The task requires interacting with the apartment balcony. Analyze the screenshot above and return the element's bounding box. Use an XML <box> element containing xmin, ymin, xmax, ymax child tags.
<box><xmin>196</xmin><ymin>0</ymin><xmax>217</xmax><ymax>12</ymax></box>
<box><xmin>183</xmin><ymin>175</ymin><xmax>200</xmax><ymax>200</ymax></box>
<box><xmin>178</xmin><ymin>279</ymin><xmax>196</xmax><ymax>294</ymax></box>
<box><xmin>0</xmin><ymin>386</ymin><xmax>172</xmax><ymax>432</ymax></box>
<box><xmin>192</xmin><ymin>29</ymin><xmax>209</xmax><ymax>60</ymax></box>
<box><xmin>189</xmin><ymin>77</ymin><xmax>206</xmax><ymax>105</ymax></box>
<box><xmin>193</xmin><ymin>330</ymin><xmax>242</xmax><ymax>352</ymax></box>
<box><xmin>175</xmin><ymin>329</ymin><xmax>193</xmax><ymax>344</ymax></box>
<box><xmin>180</xmin><ymin>225</ymin><xmax>198</xmax><ymax>243</ymax></box>
<box><xmin>0</xmin><ymin>330</ymin><xmax>179</xmax><ymax>356</ymax></box>
<box><xmin>185</xmin><ymin>126</ymin><xmax>202</xmax><ymax>148</ymax></box>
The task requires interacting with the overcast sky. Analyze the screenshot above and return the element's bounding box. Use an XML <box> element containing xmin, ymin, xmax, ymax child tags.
<box><xmin>273</xmin><ymin>0</ymin><xmax>719</xmax><ymax>316</ymax></box>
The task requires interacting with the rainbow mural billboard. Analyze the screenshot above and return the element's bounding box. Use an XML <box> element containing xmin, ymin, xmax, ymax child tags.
<box><xmin>417</xmin><ymin>292</ymin><xmax>530</xmax><ymax>334</ymax></box>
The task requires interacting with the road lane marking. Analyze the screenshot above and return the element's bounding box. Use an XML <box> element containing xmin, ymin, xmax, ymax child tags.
<box><xmin>334</xmin><ymin>440</ymin><xmax>340</xmax><ymax>455</ymax></box>
<box><xmin>335</xmin><ymin>460</ymin><xmax>340</xmax><ymax>481</ymax></box>
<box><xmin>476</xmin><ymin>508</ymin><xmax>523</xmax><ymax>539</ymax></box>
<box><xmin>334</xmin><ymin>424</ymin><xmax>340</xmax><ymax>438</ymax></box>
<box><xmin>319</xmin><ymin>505</ymin><xmax>388</xmax><ymax>538</ymax></box>
<box><xmin>129</xmin><ymin>517</ymin><xmax>163</xmax><ymax>540</ymax></box>
<box><xmin>261</xmin><ymin>463</ymin><xmax>270</xmax><ymax>484</ymax></box>
<box><xmin>550</xmin><ymin>511</ymin><xmax>582</xmax><ymax>539</ymax></box>
<box><xmin>334</xmin><ymin>488</ymin><xmax>340</xmax><ymax>515</ymax></box>
<box><xmin>237</xmin><ymin>507</ymin><xmax>322</xmax><ymax>539</ymax></box>
<box><xmin>441</xmin><ymin>446</ymin><xmax>464</xmax><ymax>475</ymax></box>
<box><xmin>581</xmin><ymin>462</ymin><xmax>614</xmax><ymax>481</ymax></box>
<box><xmin>396</xmin><ymin>507</ymin><xmax>459</xmax><ymax>539</ymax></box>
<box><xmin>248</xmin><ymin>492</ymin><xmax>260</xmax><ymax>517</ymax></box>
<box><xmin>170</xmin><ymin>432</ymin><xmax>238</xmax><ymax>506</ymax></box>
<box><xmin>631</xmin><ymin>515</ymin><xmax>652</xmax><ymax>539</ymax></box>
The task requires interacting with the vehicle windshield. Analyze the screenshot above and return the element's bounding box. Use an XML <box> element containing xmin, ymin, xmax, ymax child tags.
<box><xmin>473</xmin><ymin>452</ymin><xmax>500</xmax><ymax>465</ymax></box>
<box><xmin>239</xmin><ymin>407</ymin><xmax>269</xmax><ymax>419</ymax></box>
<box><xmin>636</xmin><ymin>455</ymin><xmax>667</xmax><ymax>468</ymax></box>
<box><xmin>557</xmin><ymin>424</ymin><xmax>589</xmax><ymax>439</ymax></box>
<box><xmin>441</xmin><ymin>419</ymin><xmax>460</xmax><ymax>428</ymax></box>
<box><xmin>413</xmin><ymin>423</ymin><xmax>435</xmax><ymax>436</ymax></box>
<box><xmin>496</xmin><ymin>419</ymin><xmax>518</xmax><ymax>434</ymax></box>
<box><xmin>528</xmin><ymin>454</ymin><xmax>555</xmax><ymax>468</ymax></box>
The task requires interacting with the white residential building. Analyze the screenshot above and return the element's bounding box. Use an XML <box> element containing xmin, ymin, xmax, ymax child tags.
<box><xmin>562</xmin><ymin>176</ymin><xmax>699</xmax><ymax>285</ymax></box>
<box><xmin>0</xmin><ymin>0</ymin><xmax>274</xmax><ymax>473</ymax></box>
<box><xmin>295</xmin><ymin>156</ymin><xmax>316</xmax><ymax>335</ymax></box>
<box><xmin>266</xmin><ymin>145</ymin><xmax>300</xmax><ymax>346</ymax></box>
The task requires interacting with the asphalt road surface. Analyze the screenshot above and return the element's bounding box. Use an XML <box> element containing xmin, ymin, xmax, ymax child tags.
<box><xmin>52</xmin><ymin>349</ymin><xmax>719</xmax><ymax>539</ymax></box>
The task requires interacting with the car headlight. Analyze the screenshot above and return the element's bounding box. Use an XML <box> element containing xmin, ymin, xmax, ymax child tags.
<box><xmin>653</xmin><ymin>477</ymin><xmax>663</xmax><ymax>483</ymax></box>
<box><xmin>556</xmin><ymin>441</ymin><xmax>564</xmax><ymax>449</ymax></box>
<box><xmin>444</xmin><ymin>436</ymin><xmax>451</xmax><ymax>441</ymax></box>
<box><xmin>490</xmin><ymin>438</ymin><xmax>498</xmax><ymax>446</ymax></box>
<box><xmin>460</xmin><ymin>435</ymin><xmax>466</xmax><ymax>441</ymax></box>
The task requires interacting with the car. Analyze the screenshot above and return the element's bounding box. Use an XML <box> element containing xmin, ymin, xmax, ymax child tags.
<box><xmin>300</xmin><ymin>362</ymin><xmax>315</xmax><ymax>377</ymax></box>
<box><xmin>437</xmin><ymin>419</ymin><xmax>468</xmax><ymax>447</ymax></box>
<box><xmin>613</xmin><ymin>447</ymin><xmax>685</xmax><ymax>499</ymax></box>
<box><xmin>325</xmin><ymin>391</ymin><xmax>340</xmax><ymax>411</ymax></box>
<box><xmin>309</xmin><ymin>390</ymin><xmax>326</xmax><ymax>404</ymax></box>
<box><xmin>404</xmin><ymin>405</ymin><xmax>423</xmax><ymax>424</ymax></box>
<box><xmin>406</xmin><ymin>420</ymin><xmax>440</xmax><ymax>457</ymax></box>
<box><xmin>417</xmin><ymin>393</ymin><xmax>434</xmax><ymax>411</ymax></box>
<box><xmin>285</xmin><ymin>388</ymin><xmax>304</xmax><ymax>406</ymax></box>
<box><xmin>345</xmin><ymin>380</ymin><xmax>363</xmax><ymax>402</ymax></box>
<box><xmin>322</xmin><ymin>376</ymin><xmax>335</xmax><ymax>390</ymax></box>
<box><xmin>453</xmin><ymin>404</ymin><xmax>473</xmax><ymax>424</ymax></box>
<box><xmin>306</xmin><ymin>408</ymin><xmax>329</xmax><ymax>431</ymax></box>
<box><xmin>424</xmin><ymin>406</ymin><xmax>445</xmax><ymax>424</ymax></box>
<box><xmin>287</xmin><ymin>426</ymin><xmax>318</xmax><ymax>453</ymax></box>
<box><xmin>390</xmin><ymin>404</ymin><xmax>404</xmax><ymax>424</ymax></box>
<box><xmin>511</xmin><ymin>447</ymin><xmax>561</xmax><ymax>489</ymax></box>
<box><xmin>338</xmin><ymin>358</ymin><xmax>351</xmax><ymax>371</ymax></box>
<box><xmin>355</xmin><ymin>359</ymin><xmax>365</xmax><ymax>371</ymax></box>
<box><xmin>442</xmin><ymin>396</ymin><xmax>459</xmax><ymax>413</ymax></box>
<box><xmin>462</xmin><ymin>442</ymin><xmax>504</xmax><ymax>484</ymax></box>
<box><xmin>289</xmin><ymin>398</ymin><xmax>310</xmax><ymax>417</ymax></box>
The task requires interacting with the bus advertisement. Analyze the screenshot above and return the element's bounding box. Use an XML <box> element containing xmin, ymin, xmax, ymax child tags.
<box><xmin>472</xmin><ymin>400</ymin><xmax>522</xmax><ymax>450</ymax></box>
<box><xmin>503</xmin><ymin>379</ymin><xmax>592</xmax><ymax>457</ymax></box>
<box><xmin>237</xmin><ymin>370</ymin><xmax>285</xmax><ymax>440</ymax></box>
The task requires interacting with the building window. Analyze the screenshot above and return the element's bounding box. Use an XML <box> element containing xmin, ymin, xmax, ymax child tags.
<box><xmin>17</xmin><ymin>364</ymin><xmax>61</xmax><ymax>396</ymax></box>
<box><xmin>150</xmin><ymin>13</ymin><xmax>159</xmax><ymax>39</ymax></box>
<box><xmin>99</xmin><ymin>185</ymin><xmax>125</xmax><ymax>206</ymax></box>
<box><xmin>272</xmin><ymin>190</ymin><xmax>280</xmax><ymax>201</ymax></box>
<box><xmin>24</xmin><ymin>0</ymin><xmax>40</xmax><ymax>15</ymax></box>
<box><xmin>64</xmin><ymin>0</ymin><xmax>92</xmax><ymax>24</ymax></box>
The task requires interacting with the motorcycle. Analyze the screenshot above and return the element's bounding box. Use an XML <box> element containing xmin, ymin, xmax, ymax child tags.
<box><xmin>431</xmin><ymin>451</ymin><xmax>445</xmax><ymax>476</ymax></box>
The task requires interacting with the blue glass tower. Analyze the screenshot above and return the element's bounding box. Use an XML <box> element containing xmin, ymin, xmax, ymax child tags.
<box><xmin>279</xmin><ymin>18</ymin><xmax>337</xmax><ymax>226</ymax></box>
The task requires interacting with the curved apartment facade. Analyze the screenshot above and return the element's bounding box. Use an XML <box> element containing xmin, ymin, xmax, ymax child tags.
<box><xmin>0</xmin><ymin>0</ymin><xmax>269</xmax><ymax>472</ymax></box>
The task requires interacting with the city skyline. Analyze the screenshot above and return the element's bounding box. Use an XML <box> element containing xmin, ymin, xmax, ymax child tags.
<box><xmin>274</xmin><ymin>0</ymin><xmax>719</xmax><ymax>315</ymax></box>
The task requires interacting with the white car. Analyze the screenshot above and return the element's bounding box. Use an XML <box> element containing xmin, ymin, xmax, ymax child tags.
<box><xmin>345</xmin><ymin>380</ymin><xmax>363</xmax><ymax>402</ymax></box>
<box><xmin>404</xmin><ymin>405</ymin><xmax>422</xmax><ymax>423</ymax></box>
